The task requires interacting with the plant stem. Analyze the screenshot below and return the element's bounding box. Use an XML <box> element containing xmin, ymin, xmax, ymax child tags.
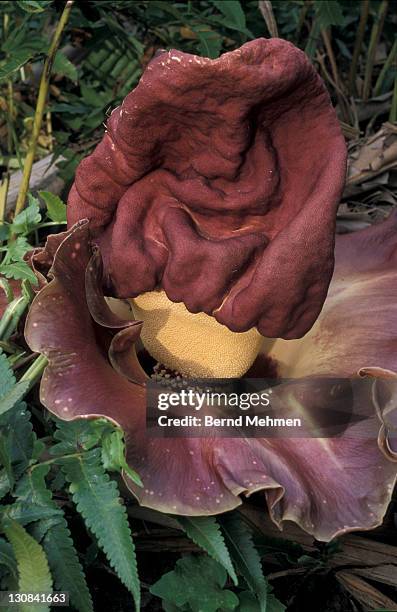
<box><xmin>390</xmin><ymin>73</ymin><xmax>397</xmax><ymax>122</ymax></box>
<box><xmin>30</xmin><ymin>452</ymin><xmax>85</xmax><ymax>471</ymax></box>
<box><xmin>0</xmin><ymin>177</ymin><xmax>9</xmax><ymax>225</ymax></box>
<box><xmin>348</xmin><ymin>0</ymin><xmax>369</xmax><ymax>96</ymax></box>
<box><xmin>321</xmin><ymin>28</ymin><xmax>343</xmax><ymax>92</ymax></box>
<box><xmin>0</xmin><ymin>277</ymin><xmax>14</xmax><ymax>303</ymax></box>
<box><xmin>373</xmin><ymin>37</ymin><xmax>397</xmax><ymax>96</ymax></box>
<box><xmin>363</xmin><ymin>0</ymin><xmax>389</xmax><ymax>101</ymax></box>
<box><xmin>295</xmin><ymin>0</ymin><xmax>312</xmax><ymax>44</ymax></box>
<box><xmin>19</xmin><ymin>353</ymin><xmax>48</xmax><ymax>391</ymax></box>
<box><xmin>0</xmin><ymin>295</ymin><xmax>29</xmax><ymax>341</ymax></box>
<box><xmin>27</xmin><ymin>221</ymin><xmax>66</xmax><ymax>234</ymax></box>
<box><xmin>258</xmin><ymin>0</ymin><xmax>279</xmax><ymax>38</ymax></box>
<box><xmin>14</xmin><ymin>0</ymin><xmax>74</xmax><ymax>217</ymax></box>
<box><xmin>1</xmin><ymin>14</ymin><xmax>13</xmax><ymax>224</ymax></box>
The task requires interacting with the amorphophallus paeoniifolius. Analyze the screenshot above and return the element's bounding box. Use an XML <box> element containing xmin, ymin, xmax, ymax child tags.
<box><xmin>24</xmin><ymin>217</ymin><xmax>397</xmax><ymax>541</ymax></box>
<box><xmin>23</xmin><ymin>38</ymin><xmax>397</xmax><ymax>542</ymax></box>
<box><xmin>67</xmin><ymin>38</ymin><xmax>347</xmax><ymax>378</ymax></box>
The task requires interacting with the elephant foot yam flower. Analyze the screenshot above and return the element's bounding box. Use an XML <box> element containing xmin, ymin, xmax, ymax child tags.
<box><xmin>25</xmin><ymin>216</ymin><xmax>397</xmax><ymax>542</ymax></box>
<box><xmin>68</xmin><ymin>38</ymin><xmax>347</xmax><ymax>377</ymax></box>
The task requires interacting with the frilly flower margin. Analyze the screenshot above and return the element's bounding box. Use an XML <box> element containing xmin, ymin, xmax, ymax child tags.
<box><xmin>25</xmin><ymin>219</ymin><xmax>397</xmax><ymax>542</ymax></box>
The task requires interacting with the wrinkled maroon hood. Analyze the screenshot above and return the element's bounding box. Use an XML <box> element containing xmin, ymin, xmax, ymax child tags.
<box><xmin>68</xmin><ymin>38</ymin><xmax>347</xmax><ymax>338</ymax></box>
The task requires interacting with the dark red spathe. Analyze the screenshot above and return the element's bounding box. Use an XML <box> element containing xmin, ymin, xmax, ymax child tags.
<box><xmin>68</xmin><ymin>38</ymin><xmax>347</xmax><ymax>338</ymax></box>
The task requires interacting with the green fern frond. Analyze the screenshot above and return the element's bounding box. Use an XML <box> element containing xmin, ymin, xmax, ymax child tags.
<box><xmin>41</xmin><ymin>522</ymin><xmax>93</xmax><ymax>612</ymax></box>
<box><xmin>177</xmin><ymin>516</ymin><xmax>237</xmax><ymax>585</ymax></box>
<box><xmin>16</xmin><ymin>465</ymin><xmax>93</xmax><ymax>612</ymax></box>
<box><xmin>3</xmin><ymin>519</ymin><xmax>52</xmax><ymax>612</ymax></box>
<box><xmin>60</xmin><ymin>448</ymin><xmax>140</xmax><ymax>610</ymax></box>
<box><xmin>220</xmin><ymin>514</ymin><xmax>268</xmax><ymax>612</ymax></box>
<box><xmin>0</xmin><ymin>351</ymin><xmax>16</xmax><ymax>399</ymax></box>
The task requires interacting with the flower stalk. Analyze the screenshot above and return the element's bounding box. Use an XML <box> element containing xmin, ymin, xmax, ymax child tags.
<box><xmin>14</xmin><ymin>0</ymin><xmax>74</xmax><ymax>217</ymax></box>
<box><xmin>19</xmin><ymin>353</ymin><xmax>48</xmax><ymax>393</ymax></box>
<box><xmin>362</xmin><ymin>0</ymin><xmax>389</xmax><ymax>101</ymax></box>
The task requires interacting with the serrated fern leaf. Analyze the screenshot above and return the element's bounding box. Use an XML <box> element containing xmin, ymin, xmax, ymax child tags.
<box><xmin>0</xmin><ymin>380</ymin><xmax>30</xmax><ymax>416</ymax></box>
<box><xmin>0</xmin><ymin>502</ymin><xmax>60</xmax><ymax>525</ymax></box>
<box><xmin>42</xmin><ymin>522</ymin><xmax>93</xmax><ymax>612</ymax></box>
<box><xmin>3</xmin><ymin>519</ymin><xmax>52</xmax><ymax>612</ymax></box>
<box><xmin>0</xmin><ymin>351</ymin><xmax>15</xmax><ymax>398</ymax></box>
<box><xmin>220</xmin><ymin>514</ymin><xmax>268</xmax><ymax>612</ymax></box>
<box><xmin>314</xmin><ymin>0</ymin><xmax>344</xmax><ymax>29</ymax></box>
<box><xmin>0</xmin><ymin>537</ymin><xmax>17</xmax><ymax>580</ymax></box>
<box><xmin>60</xmin><ymin>449</ymin><xmax>140</xmax><ymax>610</ymax></box>
<box><xmin>15</xmin><ymin>465</ymin><xmax>53</xmax><ymax>506</ymax></box>
<box><xmin>16</xmin><ymin>466</ymin><xmax>92</xmax><ymax>612</ymax></box>
<box><xmin>0</xmin><ymin>407</ymin><xmax>35</xmax><ymax>485</ymax></box>
<box><xmin>177</xmin><ymin>516</ymin><xmax>237</xmax><ymax>586</ymax></box>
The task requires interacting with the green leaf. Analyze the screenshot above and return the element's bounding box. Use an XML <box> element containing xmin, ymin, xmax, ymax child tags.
<box><xmin>39</xmin><ymin>190</ymin><xmax>67</xmax><ymax>223</ymax></box>
<box><xmin>101</xmin><ymin>428</ymin><xmax>143</xmax><ymax>487</ymax></box>
<box><xmin>150</xmin><ymin>554</ymin><xmax>239</xmax><ymax>612</ymax></box>
<box><xmin>0</xmin><ymin>351</ymin><xmax>16</xmax><ymax>398</ymax></box>
<box><xmin>11</xmin><ymin>194</ymin><xmax>41</xmax><ymax>235</ymax></box>
<box><xmin>0</xmin><ymin>502</ymin><xmax>60</xmax><ymax>526</ymax></box>
<box><xmin>0</xmin><ymin>537</ymin><xmax>17</xmax><ymax>579</ymax></box>
<box><xmin>237</xmin><ymin>591</ymin><xmax>260</xmax><ymax>611</ymax></box>
<box><xmin>3</xmin><ymin>520</ymin><xmax>52</xmax><ymax>612</ymax></box>
<box><xmin>0</xmin><ymin>262</ymin><xmax>38</xmax><ymax>284</ymax></box>
<box><xmin>0</xmin><ymin>380</ymin><xmax>30</xmax><ymax>416</ymax></box>
<box><xmin>0</xmin><ymin>295</ymin><xmax>31</xmax><ymax>341</ymax></box>
<box><xmin>0</xmin><ymin>52</ymin><xmax>33</xmax><ymax>80</ymax></box>
<box><xmin>0</xmin><ymin>277</ymin><xmax>14</xmax><ymax>303</ymax></box>
<box><xmin>213</xmin><ymin>0</ymin><xmax>246</xmax><ymax>31</ymax></box>
<box><xmin>177</xmin><ymin>516</ymin><xmax>237</xmax><ymax>585</ymax></box>
<box><xmin>60</xmin><ymin>449</ymin><xmax>140</xmax><ymax>609</ymax></box>
<box><xmin>53</xmin><ymin>51</ymin><xmax>78</xmax><ymax>82</ymax></box>
<box><xmin>16</xmin><ymin>466</ymin><xmax>93</xmax><ymax>612</ymax></box>
<box><xmin>0</xmin><ymin>224</ymin><xmax>10</xmax><ymax>242</ymax></box>
<box><xmin>42</xmin><ymin>523</ymin><xmax>93</xmax><ymax>612</ymax></box>
<box><xmin>51</xmin><ymin>418</ymin><xmax>113</xmax><ymax>455</ymax></box>
<box><xmin>15</xmin><ymin>465</ymin><xmax>53</xmax><ymax>506</ymax></box>
<box><xmin>0</xmin><ymin>469</ymin><xmax>11</xmax><ymax>500</ymax></box>
<box><xmin>16</xmin><ymin>0</ymin><xmax>51</xmax><ymax>12</ymax></box>
<box><xmin>6</xmin><ymin>236</ymin><xmax>31</xmax><ymax>263</ymax></box>
<box><xmin>237</xmin><ymin>590</ymin><xmax>286</xmax><ymax>612</ymax></box>
<box><xmin>220</xmin><ymin>514</ymin><xmax>268</xmax><ymax>612</ymax></box>
<box><xmin>0</xmin><ymin>405</ymin><xmax>35</xmax><ymax>483</ymax></box>
<box><xmin>0</xmin><ymin>358</ymin><xmax>32</xmax><ymax>493</ymax></box>
<box><xmin>314</xmin><ymin>0</ymin><xmax>344</xmax><ymax>30</ymax></box>
<box><xmin>194</xmin><ymin>29</ymin><xmax>222</xmax><ymax>58</ymax></box>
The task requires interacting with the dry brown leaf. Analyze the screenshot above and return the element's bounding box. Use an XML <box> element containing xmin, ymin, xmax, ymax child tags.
<box><xmin>347</xmin><ymin>122</ymin><xmax>397</xmax><ymax>186</ymax></box>
<box><xmin>337</xmin><ymin>571</ymin><xmax>397</xmax><ymax>610</ymax></box>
